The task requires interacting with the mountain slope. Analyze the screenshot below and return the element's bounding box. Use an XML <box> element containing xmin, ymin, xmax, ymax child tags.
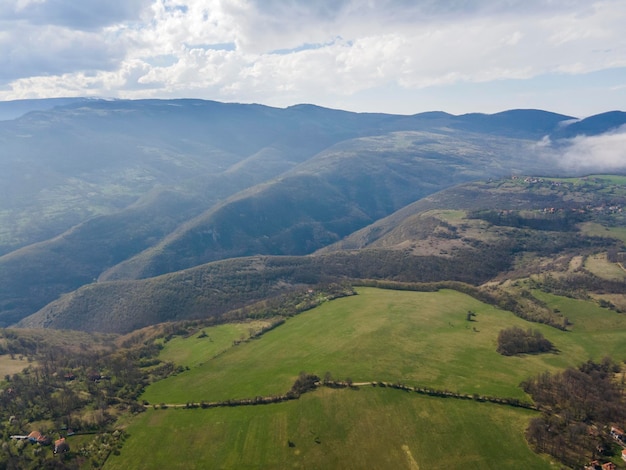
<box><xmin>454</xmin><ymin>109</ymin><xmax>575</xmax><ymax>138</ymax></box>
<box><xmin>317</xmin><ymin>176</ymin><xmax>600</xmax><ymax>252</ymax></box>
<box><xmin>99</xmin><ymin>129</ymin><xmax>550</xmax><ymax>281</ymax></box>
<box><xmin>19</xmin><ymin>175</ymin><xmax>626</xmax><ymax>334</ymax></box>
<box><xmin>0</xmin><ymin>100</ymin><xmax>590</xmax><ymax>326</ymax></box>
<box><xmin>0</xmin><ymin>99</ymin><xmax>406</xmax><ymax>325</ymax></box>
<box><xmin>550</xmin><ymin>110</ymin><xmax>626</xmax><ymax>139</ymax></box>
<box><xmin>0</xmin><ymin>97</ymin><xmax>90</xmax><ymax>121</ymax></box>
<box><xmin>1</xmin><ymin>101</ymin><xmax>573</xmax><ymax>255</ymax></box>
<box><xmin>0</xmin><ymin>99</ymin><xmax>396</xmax><ymax>255</ymax></box>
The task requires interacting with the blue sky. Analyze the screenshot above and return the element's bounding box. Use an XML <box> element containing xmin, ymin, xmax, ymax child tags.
<box><xmin>1</xmin><ymin>0</ymin><xmax>625</xmax><ymax>117</ymax></box>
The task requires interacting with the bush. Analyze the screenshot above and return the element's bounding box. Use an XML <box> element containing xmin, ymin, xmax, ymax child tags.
<box><xmin>289</xmin><ymin>372</ymin><xmax>320</xmax><ymax>396</ymax></box>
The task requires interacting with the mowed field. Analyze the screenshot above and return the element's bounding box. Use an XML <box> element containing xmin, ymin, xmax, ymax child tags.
<box><xmin>107</xmin><ymin>387</ymin><xmax>554</xmax><ymax>470</ymax></box>
<box><xmin>112</xmin><ymin>287</ymin><xmax>626</xmax><ymax>469</ymax></box>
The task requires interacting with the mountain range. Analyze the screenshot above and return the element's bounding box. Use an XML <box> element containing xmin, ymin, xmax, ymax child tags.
<box><xmin>1</xmin><ymin>98</ymin><xmax>625</xmax><ymax>330</ymax></box>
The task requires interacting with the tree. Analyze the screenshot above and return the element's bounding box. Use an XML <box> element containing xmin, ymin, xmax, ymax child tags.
<box><xmin>289</xmin><ymin>372</ymin><xmax>319</xmax><ymax>396</ymax></box>
<box><xmin>323</xmin><ymin>371</ymin><xmax>333</xmax><ymax>385</ymax></box>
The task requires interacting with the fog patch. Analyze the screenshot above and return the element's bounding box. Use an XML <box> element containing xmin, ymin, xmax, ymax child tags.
<box><xmin>539</xmin><ymin>125</ymin><xmax>626</xmax><ymax>173</ymax></box>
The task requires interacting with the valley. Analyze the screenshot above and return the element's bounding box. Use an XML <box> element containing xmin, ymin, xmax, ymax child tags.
<box><xmin>1</xmin><ymin>99</ymin><xmax>626</xmax><ymax>468</ymax></box>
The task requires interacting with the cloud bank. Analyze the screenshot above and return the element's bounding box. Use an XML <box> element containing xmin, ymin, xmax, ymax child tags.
<box><xmin>1</xmin><ymin>0</ymin><xmax>625</xmax><ymax>114</ymax></box>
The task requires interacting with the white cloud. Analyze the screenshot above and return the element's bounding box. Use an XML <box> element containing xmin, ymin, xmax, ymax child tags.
<box><xmin>1</xmin><ymin>0</ymin><xmax>625</xmax><ymax>114</ymax></box>
<box><xmin>0</xmin><ymin>23</ymin><xmax>124</xmax><ymax>80</ymax></box>
<box><xmin>553</xmin><ymin>126</ymin><xmax>626</xmax><ymax>171</ymax></box>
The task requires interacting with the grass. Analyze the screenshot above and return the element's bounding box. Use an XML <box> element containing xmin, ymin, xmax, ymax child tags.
<box><xmin>158</xmin><ymin>321</ymin><xmax>271</xmax><ymax>369</ymax></box>
<box><xmin>428</xmin><ymin>209</ymin><xmax>466</xmax><ymax>220</ymax></box>
<box><xmin>0</xmin><ymin>355</ymin><xmax>33</xmax><ymax>379</ymax></box>
<box><xmin>142</xmin><ymin>287</ymin><xmax>626</xmax><ymax>405</ymax></box>
<box><xmin>583</xmin><ymin>253</ymin><xmax>626</xmax><ymax>280</ymax></box>
<box><xmin>107</xmin><ymin>386</ymin><xmax>555</xmax><ymax>470</ymax></box>
<box><xmin>558</xmin><ymin>175</ymin><xmax>626</xmax><ymax>186</ymax></box>
<box><xmin>580</xmin><ymin>222</ymin><xmax>626</xmax><ymax>244</ymax></box>
<box><xmin>110</xmin><ymin>286</ymin><xmax>626</xmax><ymax>469</ymax></box>
<box><xmin>531</xmin><ymin>290</ymin><xmax>626</xmax><ymax>361</ymax></box>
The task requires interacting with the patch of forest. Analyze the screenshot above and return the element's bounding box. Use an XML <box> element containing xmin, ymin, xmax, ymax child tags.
<box><xmin>468</xmin><ymin>208</ymin><xmax>588</xmax><ymax>232</ymax></box>
<box><xmin>532</xmin><ymin>272</ymin><xmax>626</xmax><ymax>306</ymax></box>
<box><xmin>496</xmin><ymin>326</ymin><xmax>555</xmax><ymax>356</ymax></box>
<box><xmin>0</xmin><ymin>332</ymin><xmax>166</xmax><ymax>469</ymax></box>
<box><xmin>523</xmin><ymin>358</ymin><xmax>626</xmax><ymax>469</ymax></box>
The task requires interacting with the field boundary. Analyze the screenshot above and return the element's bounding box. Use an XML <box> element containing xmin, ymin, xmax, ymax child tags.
<box><xmin>145</xmin><ymin>379</ymin><xmax>538</xmax><ymax>411</ymax></box>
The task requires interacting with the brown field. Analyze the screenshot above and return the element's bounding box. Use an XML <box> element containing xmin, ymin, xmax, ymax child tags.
<box><xmin>0</xmin><ymin>355</ymin><xmax>33</xmax><ymax>378</ymax></box>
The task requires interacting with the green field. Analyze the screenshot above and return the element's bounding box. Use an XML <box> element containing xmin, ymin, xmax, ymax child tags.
<box><xmin>142</xmin><ymin>287</ymin><xmax>626</xmax><ymax>406</ymax></box>
<box><xmin>584</xmin><ymin>253</ymin><xmax>626</xmax><ymax>280</ymax></box>
<box><xmin>107</xmin><ymin>387</ymin><xmax>554</xmax><ymax>470</ymax></box>
<box><xmin>157</xmin><ymin>321</ymin><xmax>270</xmax><ymax>369</ymax></box>
<box><xmin>581</xmin><ymin>222</ymin><xmax>626</xmax><ymax>244</ymax></box>
<box><xmin>531</xmin><ymin>290</ymin><xmax>626</xmax><ymax>360</ymax></box>
<box><xmin>112</xmin><ymin>286</ymin><xmax>626</xmax><ymax>469</ymax></box>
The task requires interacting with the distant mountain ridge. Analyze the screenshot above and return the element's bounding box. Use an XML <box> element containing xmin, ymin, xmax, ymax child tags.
<box><xmin>549</xmin><ymin>110</ymin><xmax>626</xmax><ymax>139</ymax></box>
<box><xmin>0</xmin><ymin>98</ymin><xmax>623</xmax><ymax>328</ymax></box>
<box><xmin>0</xmin><ymin>97</ymin><xmax>92</xmax><ymax>120</ymax></box>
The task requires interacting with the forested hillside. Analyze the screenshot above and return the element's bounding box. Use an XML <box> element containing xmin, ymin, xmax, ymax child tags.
<box><xmin>18</xmin><ymin>175</ymin><xmax>626</xmax><ymax>334</ymax></box>
<box><xmin>0</xmin><ymin>100</ymin><xmax>578</xmax><ymax>327</ymax></box>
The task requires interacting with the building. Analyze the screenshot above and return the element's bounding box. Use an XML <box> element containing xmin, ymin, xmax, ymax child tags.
<box><xmin>54</xmin><ymin>437</ymin><xmax>70</xmax><ymax>454</ymax></box>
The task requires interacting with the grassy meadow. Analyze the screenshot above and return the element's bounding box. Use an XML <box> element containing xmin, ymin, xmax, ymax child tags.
<box><xmin>111</xmin><ymin>286</ymin><xmax>626</xmax><ymax>469</ymax></box>
<box><xmin>108</xmin><ymin>386</ymin><xmax>555</xmax><ymax>470</ymax></box>
<box><xmin>581</xmin><ymin>222</ymin><xmax>626</xmax><ymax>244</ymax></box>
<box><xmin>531</xmin><ymin>290</ymin><xmax>626</xmax><ymax>360</ymax></box>
<box><xmin>584</xmin><ymin>253</ymin><xmax>626</xmax><ymax>280</ymax></box>
<box><xmin>0</xmin><ymin>355</ymin><xmax>31</xmax><ymax>379</ymax></box>
<box><xmin>157</xmin><ymin>321</ymin><xmax>271</xmax><ymax>369</ymax></box>
<box><xmin>142</xmin><ymin>287</ymin><xmax>626</xmax><ymax>405</ymax></box>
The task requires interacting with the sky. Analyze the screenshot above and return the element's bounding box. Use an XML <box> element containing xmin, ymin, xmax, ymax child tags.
<box><xmin>1</xmin><ymin>0</ymin><xmax>625</xmax><ymax>117</ymax></box>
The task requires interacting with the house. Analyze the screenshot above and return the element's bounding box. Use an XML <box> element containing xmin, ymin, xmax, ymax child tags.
<box><xmin>610</xmin><ymin>426</ymin><xmax>625</xmax><ymax>443</ymax></box>
<box><xmin>622</xmin><ymin>449</ymin><xmax>626</xmax><ymax>462</ymax></box>
<box><xmin>54</xmin><ymin>437</ymin><xmax>70</xmax><ymax>454</ymax></box>
<box><xmin>27</xmin><ymin>431</ymin><xmax>42</xmax><ymax>443</ymax></box>
<box><xmin>26</xmin><ymin>430</ymin><xmax>51</xmax><ymax>445</ymax></box>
